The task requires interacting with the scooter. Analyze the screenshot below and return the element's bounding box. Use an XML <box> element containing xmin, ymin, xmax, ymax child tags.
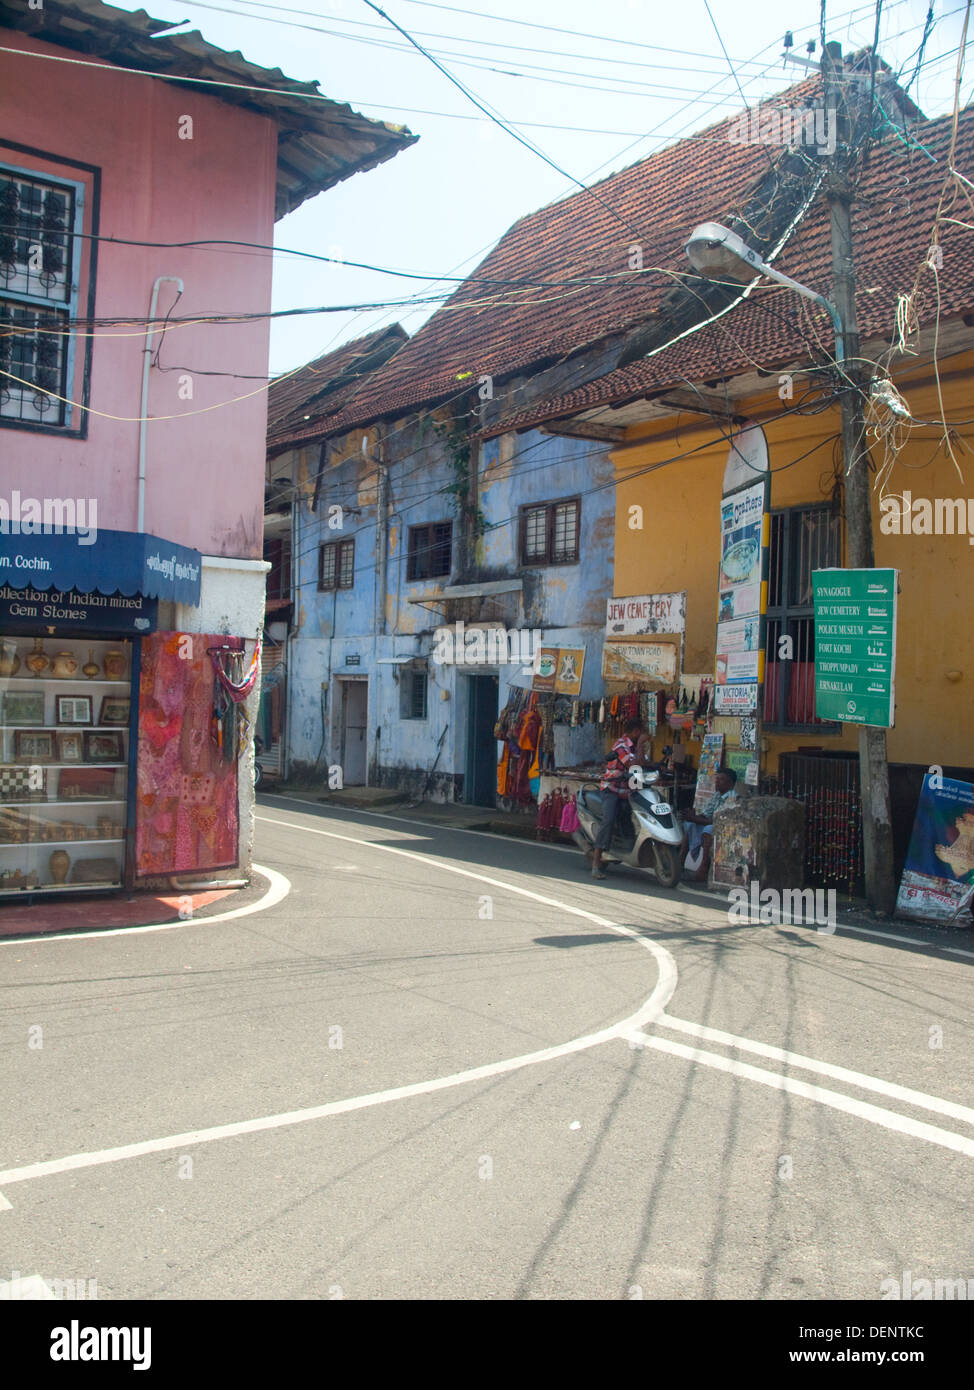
<box><xmin>571</xmin><ymin>769</ymin><xmax>684</xmax><ymax>889</ymax></box>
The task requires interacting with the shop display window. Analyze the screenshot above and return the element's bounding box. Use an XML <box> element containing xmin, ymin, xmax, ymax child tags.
<box><xmin>0</xmin><ymin>636</ymin><xmax>132</xmax><ymax>894</ymax></box>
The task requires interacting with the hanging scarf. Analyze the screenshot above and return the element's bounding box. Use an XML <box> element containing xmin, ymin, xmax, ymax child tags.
<box><xmin>209</xmin><ymin>634</ymin><xmax>262</xmax><ymax>704</ymax></box>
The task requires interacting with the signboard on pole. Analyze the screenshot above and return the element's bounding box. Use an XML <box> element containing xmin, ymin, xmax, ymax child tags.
<box><xmin>812</xmin><ymin>568</ymin><xmax>897</xmax><ymax>727</ymax></box>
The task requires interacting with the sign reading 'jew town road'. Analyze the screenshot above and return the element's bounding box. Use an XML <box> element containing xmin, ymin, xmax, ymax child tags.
<box><xmin>812</xmin><ymin>569</ymin><xmax>898</xmax><ymax>728</ymax></box>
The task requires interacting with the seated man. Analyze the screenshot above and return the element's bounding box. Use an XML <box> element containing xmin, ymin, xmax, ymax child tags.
<box><xmin>590</xmin><ymin>719</ymin><xmax>650</xmax><ymax>880</ymax></box>
<box><xmin>682</xmin><ymin>766</ymin><xmax>738</xmax><ymax>882</ymax></box>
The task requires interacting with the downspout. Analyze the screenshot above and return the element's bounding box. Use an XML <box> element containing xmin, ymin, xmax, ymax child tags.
<box><xmin>138</xmin><ymin>276</ymin><xmax>183</xmax><ymax>531</ymax></box>
<box><xmin>282</xmin><ymin>446</ymin><xmax>300</xmax><ymax>782</ymax></box>
<box><xmin>375</xmin><ymin>425</ymin><xmax>388</xmax><ymax>636</ymax></box>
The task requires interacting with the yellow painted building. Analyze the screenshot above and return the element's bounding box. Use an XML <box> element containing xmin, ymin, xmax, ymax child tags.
<box><xmin>610</xmin><ymin>349</ymin><xmax>974</xmax><ymax>776</ymax></box>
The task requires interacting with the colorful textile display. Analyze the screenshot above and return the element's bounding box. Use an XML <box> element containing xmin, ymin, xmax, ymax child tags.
<box><xmin>135</xmin><ymin>632</ymin><xmax>239</xmax><ymax>876</ymax></box>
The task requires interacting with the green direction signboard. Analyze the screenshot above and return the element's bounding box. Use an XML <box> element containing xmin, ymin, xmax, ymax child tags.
<box><xmin>813</xmin><ymin>569</ymin><xmax>898</xmax><ymax>728</ymax></box>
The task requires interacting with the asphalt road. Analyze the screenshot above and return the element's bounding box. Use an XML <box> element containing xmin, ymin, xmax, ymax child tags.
<box><xmin>1</xmin><ymin>793</ymin><xmax>972</xmax><ymax>1301</ymax></box>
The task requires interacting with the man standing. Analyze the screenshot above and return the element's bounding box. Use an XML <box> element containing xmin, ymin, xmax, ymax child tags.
<box><xmin>682</xmin><ymin>766</ymin><xmax>738</xmax><ymax>882</ymax></box>
<box><xmin>591</xmin><ymin>719</ymin><xmax>649</xmax><ymax>880</ymax></box>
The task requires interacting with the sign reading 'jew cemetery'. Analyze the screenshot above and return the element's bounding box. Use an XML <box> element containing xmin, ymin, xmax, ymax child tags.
<box><xmin>812</xmin><ymin>569</ymin><xmax>897</xmax><ymax>728</ymax></box>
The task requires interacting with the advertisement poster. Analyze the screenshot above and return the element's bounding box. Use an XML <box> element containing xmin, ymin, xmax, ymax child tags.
<box><xmin>718</xmin><ymin>481</ymin><xmax>765</xmax><ymax>623</ymax></box>
<box><xmin>532</xmin><ymin>646</ymin><xmax>586</xmax><ymax>696</ymax></box>
<box><xmin>713</xmin><ymin>681</ymin><xmax>759</xmax><ymax>714</ymax></box>
<box><xmin>606</xmin><ymin>592</ymin><xmax>686</xmax><ymax>636</ymax></box>
<box><xmin>694</xmin><ymin>732</ymin><xmax>724</xmax><ymax>812</ymax></box>
<box><xmin>896</xmin><ymin>774</ymin><xmax>974</xmax><ymax>923</ymax></box>
<box><xmin>532</xmin><ymin>647</ymin><xmax>559</xmax><ymax>693</ymax></box>
<box><xmin>554</xmin><ymin>647</ymin><xmax>585</xmax><ymax>697</ymax></box>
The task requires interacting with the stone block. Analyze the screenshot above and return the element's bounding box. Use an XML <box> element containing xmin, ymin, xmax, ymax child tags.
<box><xmin>712</xmin><ymin>796</ymin><xmax>806</xmax><ymax>890</ymax></box>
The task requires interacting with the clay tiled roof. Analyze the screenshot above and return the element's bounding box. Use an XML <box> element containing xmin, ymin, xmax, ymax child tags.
<box><xmin>312</xmin><ymin>65</ymin><xmax>971</xmax><ymax>440</ymax></box>
<box><xmin>266</xmin><ymin>325</ymin><xmax>407</xmax><ymax>454</ymax></box>
<box><xmin>0</xmin><ymin>0</ymin><xmax>416</xmax><ymax>219</ymax></box>
<box><xmin>315</xmin><ymin>80</ymin><xmax>829</xmax><ymax>435</ymax></box>
<box><xmin>485</xmin><ymin>104</ymin><xmax>974</xmax><ymax>435</ymax></box>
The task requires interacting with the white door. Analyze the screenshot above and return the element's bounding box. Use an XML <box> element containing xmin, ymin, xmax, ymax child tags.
<box><xmin>341</xmin><ymin>680</ymin><xmax>368</xmax><ymax>785</ymax></box>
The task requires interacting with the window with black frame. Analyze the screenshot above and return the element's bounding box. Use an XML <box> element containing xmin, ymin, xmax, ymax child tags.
<box><xmin>0</xmin><ymin>165</ymin><xmax>81</xmax><ymax>430</ymax></box>
<box><xmin>399</xmin><ymin>667</ymin><xmax>428</xmax><ymax>720</ymax></box>
<box><xmin>406</xmin><ymin>522</ymin><xmax>452</xmax><ymax>582</ymax></box>
<box><xmin>519</xmin><ymin>497</ymin><xmax>580</xmax><ymax>566</ymax></box>
<box><xmin>318</xmin><ymin>539</ymin><xmax>354</xmax><ymax>591</ymax></box>
<box><xmin>763</xmin><ymin>504</ymin><xmax>843</xmax><ymax>729</ymax></box>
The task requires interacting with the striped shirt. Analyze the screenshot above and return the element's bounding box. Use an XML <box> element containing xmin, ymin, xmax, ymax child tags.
<box><xmin>600</xmin><ymin>735</ymin><xmax>638</xmax><ymax>798</ymax></box>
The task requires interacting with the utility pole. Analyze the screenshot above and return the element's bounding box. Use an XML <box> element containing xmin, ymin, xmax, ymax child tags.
<box><xmin>821</xmin><ymin>40</ymin><xmax>896</xmax><ymax>914</ymax></box>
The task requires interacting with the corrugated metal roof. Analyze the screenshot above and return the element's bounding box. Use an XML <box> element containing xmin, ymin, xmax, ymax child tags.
<box><xmin>0</xmin><ymin>0</ymin><xmax>416</xmax><ymax>218</ymax></box>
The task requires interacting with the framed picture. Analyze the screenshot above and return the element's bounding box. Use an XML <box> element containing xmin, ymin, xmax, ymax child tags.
<box><xmin>57</xmin><ymin>731</ymin><xmax>84</xmax><ymax>763</ymax></box>
<box><xmin>56</xmin><ymin>695</ymin><xmax>93</xmax><ymax>726</ymax></box>
<box><xmin>14</xmin><ymin>729</ymin><xmax>56</xmax><ymax>762</ymax></box>
<box><xmin>58</xmin><ymin>766</ymin><xmax>115</xmax><ymax>800</ymax></box>
<box><xmin>98</xmin><ymin>696</ymin><xmax>131</xmax><ymax>727</ymax></box>
<box><xmin>2</xmin><ymin>691</ymin><xmax>45</xmax><ymax>727</ymax></box>
<box><xmin>83</xmin><ymin>730</ymin><xmax>124</xmax><ymax>763</ymax></box>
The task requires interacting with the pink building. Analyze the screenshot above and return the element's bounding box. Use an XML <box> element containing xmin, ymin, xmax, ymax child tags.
<box><xmin>0</xmin><ymin>0</ymin><xmax>413</xmax><ymax>900</ymax></box>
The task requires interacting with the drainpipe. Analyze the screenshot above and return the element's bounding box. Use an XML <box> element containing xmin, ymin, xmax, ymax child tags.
<box><xmin>138</xmin><ymin>276</ymin><xmax>183</xmax><ymax>532</ymax></box>
<box><xmin>375</xmin><ymin>425</ymin><xmax>388</xmax><ymax>636</ymax></box>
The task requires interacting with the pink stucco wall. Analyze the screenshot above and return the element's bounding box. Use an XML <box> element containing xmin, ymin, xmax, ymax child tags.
<box><xmin>1</xmin><ymin>30</ymin><xmax>277</xmax><ymax>560</ymax></box>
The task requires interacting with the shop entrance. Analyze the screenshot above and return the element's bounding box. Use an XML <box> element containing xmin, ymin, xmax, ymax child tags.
<box><xmin>340</xmin><ymin>678</ymin><xmax>368</xmax><ymax>786</ymax></box>
<box><xmin>463</xmin><ymin>673</ymin><xmax>498</xmax><ymax>806</ymax></box>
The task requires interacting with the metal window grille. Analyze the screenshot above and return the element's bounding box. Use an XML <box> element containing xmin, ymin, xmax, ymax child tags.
<box><xmin>523</xmin><ymin>506</ymin><xmax>547</xmax><ymax>560</ymax></box>
<box><xmin>765</xmin><ymin>753</ymin><xmax>864</xmax><ymax>896</ymax></box>
<box><xmin>0</xmin><ymin>168</ymin><xmax>79</xmax><ymax>428</ymax></box>
<box><xmin>519</xmin><ymin>497</ymin><xmax>580</xmax><ymax>566</ymax></box>
<box><xmin>399</xmin><ymin>668</ymin><xmax>427</xmax><ymax>720</ymax></box>
<box><xmin>763</xmin><ymin>505</ymin><xmax>842</xmax><ymax>730</ymax></box>
<box><xmin>552</xmin><ymin>501</ymin><xmax>579</xmax><ymax>562</ymax></box>
<box><xmin>319</xmin><ymin>540</ymin><xmax>354</xmax><ymax>591</ymax></box>
<box><xmin>407</xmin><ymin>522</ymin><xmax>452</xmax><ymax>581</ymax></box>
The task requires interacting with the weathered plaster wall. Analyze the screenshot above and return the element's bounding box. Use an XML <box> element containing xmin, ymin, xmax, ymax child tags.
<box><xmin>286</xmin><ymin>414</ymin><xmax>617</xmax><ymax>795</ymax></box>
<box><xmin>1</xmin><ymin>29</ymin><xmax>276</xmax><ymax>559</ymax></box>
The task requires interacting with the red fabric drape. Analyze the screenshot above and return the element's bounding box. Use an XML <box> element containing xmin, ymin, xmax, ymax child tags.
<box><xmin>135</xmin><ymin>632</ymin><xmax>240</xmax><ymax>876</ymax></box>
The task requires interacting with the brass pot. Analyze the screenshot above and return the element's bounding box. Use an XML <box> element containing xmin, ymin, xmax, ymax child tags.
<box><xmin>82</xmin><ymin>650</ymin><xmax>100</xmax><ymax>680</ymax></box>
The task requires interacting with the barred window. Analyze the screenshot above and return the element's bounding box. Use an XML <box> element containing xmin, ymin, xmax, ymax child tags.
<box><xmin>763</xmin><ymin>505</ymin><xmax>843</xmax><ymax>730</ymax></box>
<box><xmin>407</xmin><ymin>522</ymin><xmax>452</xmax><ymax>581</ymax></box>
<box><xmin>0</xmin><ymin>166</ymin><xmax>81</xmax><ymax>429</ymax></box>
<box><xmin>319</xmin><ymin>539</ymin><xmax>355</xmax><ymax>591</ymax></box>
<box><xmin>519</xmin><ymin>497</ymin><xmax>580</xmax><ymax>566</ymax></box>
<box><xmin>399</xmin><ymin>667</ymin><xmax>428</xmax><ymax>720</ymax></box>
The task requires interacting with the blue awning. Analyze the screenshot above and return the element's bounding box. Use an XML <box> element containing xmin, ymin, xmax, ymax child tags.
<box><xmin>0</xmin><ymin>527</ymin><xmax>202</xmax><ymax>606</ymax></box>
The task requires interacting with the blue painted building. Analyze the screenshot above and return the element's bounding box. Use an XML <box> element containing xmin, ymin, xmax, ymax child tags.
<box><xmin>276</xmin><ymin>406</ymin><xmax>615</xmax><ymax>803</ymax></box>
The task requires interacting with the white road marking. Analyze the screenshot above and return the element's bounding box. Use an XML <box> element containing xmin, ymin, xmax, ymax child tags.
<box><xmin>264</xmin><ymin>798</ymin><xmax>974</xmax><ymax>957</ymax></box>
<box><xmin>0</xmin><ymin>825</ymin><xmax>678</xmax><ymax>1191</ymax></box>
<box><xmin>0</xmin><ymin>1192</ymin><xmax>11</xmax><ymax>1211</ymax></box>
<box><xmin>655</xmin><ymin>1015</ymin><xmax>974</xmax><ymax>1127</ymax></box>
<box><xmin>0</xmin><ymin>864</ymin><xmax>291</xmax><ymax>947</ymax></box>
<box><xmin>626</xmin><ymin>1032</ymin><xmax>974</xmax><ymax>1159</ymax></box>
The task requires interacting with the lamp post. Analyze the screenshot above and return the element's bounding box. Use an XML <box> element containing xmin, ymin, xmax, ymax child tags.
<box><xmin>684</xmin><ymin>219</ymin><xmax>896</xmax><ymax>913</ymax></box>
<box><xmin>684</xmin><ymin>222</ymin><xmax>844</xmax><ymax>362</ymax></box>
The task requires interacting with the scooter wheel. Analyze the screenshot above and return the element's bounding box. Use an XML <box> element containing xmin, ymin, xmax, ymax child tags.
<box><xmin>652</xmin><ymin>843</ymin><xmax>680</xmax><ymax>890</ymax></box>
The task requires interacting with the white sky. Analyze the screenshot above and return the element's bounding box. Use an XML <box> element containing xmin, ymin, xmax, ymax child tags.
<box><xmin>106</xmin><ymin>0</ymin><xmax>971</xmax><ymax>375</ymax></box>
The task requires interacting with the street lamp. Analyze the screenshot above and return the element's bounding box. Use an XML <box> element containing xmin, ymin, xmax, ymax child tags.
<box><xmin>684</xmin><ymin>221</ymin><xmax>844</xmax><ymax>363</ymax></box>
